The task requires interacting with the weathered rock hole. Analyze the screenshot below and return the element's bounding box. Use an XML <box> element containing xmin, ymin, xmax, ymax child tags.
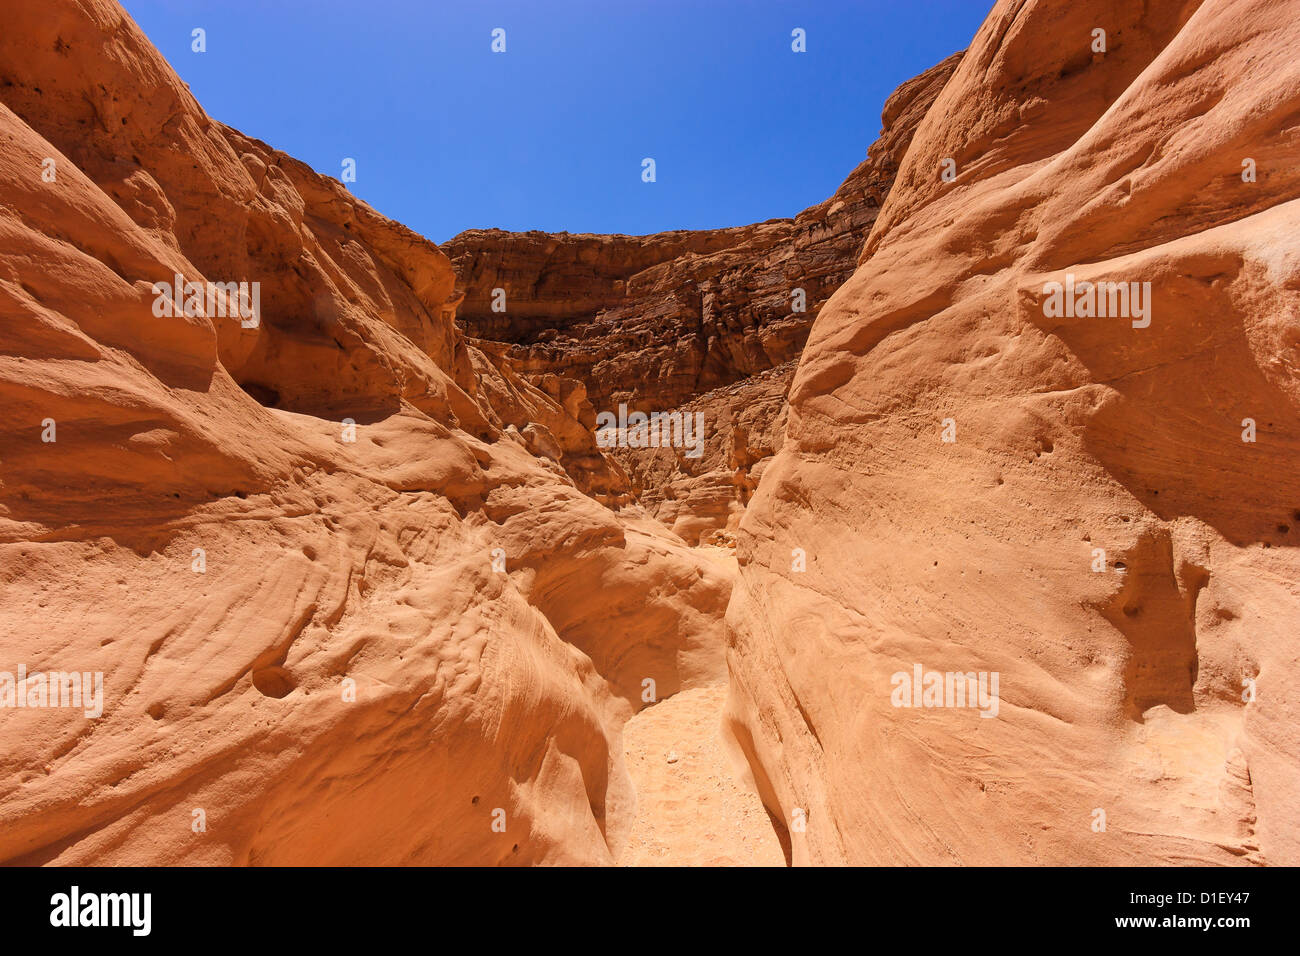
<box><xmin>251</xmin><ymin>666</ymin><xmax>296</xmax><ymax>699</ymax></box>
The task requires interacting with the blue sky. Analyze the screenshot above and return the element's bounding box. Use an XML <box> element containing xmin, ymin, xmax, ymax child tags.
<box><xmin>120</xmin><ymin>0</ymin><xmax>989</xmax><ymax>243</ymax></box>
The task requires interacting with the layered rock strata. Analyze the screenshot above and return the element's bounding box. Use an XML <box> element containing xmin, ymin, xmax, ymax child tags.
<box><xmin>446</xmin><ymin>54</ymin><xmax>964</xmax><ymax>539</ymax></box>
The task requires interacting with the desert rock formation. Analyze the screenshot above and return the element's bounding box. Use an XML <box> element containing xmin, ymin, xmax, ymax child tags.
<box><xmin>0</xmin><ymin>0</ymin><xmax>727</xmax><ymax>865</ymax></box>
<box><xmin>447</xmin><ymin>54</ymin><xmax>963</xmax><ymax>542</ymax></box>
<box><xmin>725</xmin><ymin>0</ymin><xmax>1300</xmax><ymax>865</ymax></box>
<box><xmin>2</xmin><ymin>0</ymin><xmax>1295</xmax><ymax>871</ymax></box>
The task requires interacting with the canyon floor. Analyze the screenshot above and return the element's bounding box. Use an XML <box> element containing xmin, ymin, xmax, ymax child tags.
<box><xmin>617</xmin><ymin>549</ymin><xmax>786</xmax><ymax>866</ymax></box>
<box><xmin>620</xmin><ymin>682</ymin><xmax>787</xmax><ymax>867</ymax></box>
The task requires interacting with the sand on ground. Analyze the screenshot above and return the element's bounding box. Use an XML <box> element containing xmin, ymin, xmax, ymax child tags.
<box><xmin>619</xmin><ymin>683</ymin><xmax>787</xmax><ymax>867</ymax></box>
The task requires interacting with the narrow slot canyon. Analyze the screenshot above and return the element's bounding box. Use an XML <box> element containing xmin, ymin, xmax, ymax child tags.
<box><xmin>1</xmin><ymin>0</ymin><xmax>1297</xmax><ymax>873</ymax></box>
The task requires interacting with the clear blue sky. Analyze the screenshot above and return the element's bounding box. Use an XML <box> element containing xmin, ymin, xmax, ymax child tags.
<box><xmin>120</xmin><ymin>0</ymin><xmax>989</xmax><ymax>243</ymax></box>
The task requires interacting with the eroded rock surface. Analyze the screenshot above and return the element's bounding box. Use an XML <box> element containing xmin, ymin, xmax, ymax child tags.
<box><xmin>0</xmin><ymin>0</ymin><xmax>725</xmax><ymax>865</ymax></box>
<box><xmin>4</xmin><ymin>0</ymin><xmax>1293</xmax><ymax>871</ymax></box>
<box><xmin>725</xmin><ymin>0</ymin><xmax>1300</xmax><ymax>866</ymax></box>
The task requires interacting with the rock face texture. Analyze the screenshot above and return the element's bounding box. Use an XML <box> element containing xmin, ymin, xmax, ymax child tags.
<box><xmin>0</xmin><ymin>0</ymin><xmax>727</xmax><ymax>865</ymax></box>
<box><xmin>4</xmin><ymin>0</ymin><xmax>1294</xmax><ymax>872</ymax></box>
<box><xmin>726</xmin><ymin>0</ymin><xmax>1300</xmax><ymax>865</ymax></box>
<box><xmin>447</xmin><ymin>54</ymin><xmax>963</xmax><ymax>542</ymax></box>
<box><xmin>604</xmin><ymin>361</ymin><xmax>794</xmax><ymax>546</ymax></box>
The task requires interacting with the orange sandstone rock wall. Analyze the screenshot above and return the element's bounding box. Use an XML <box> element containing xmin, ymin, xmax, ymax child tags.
<box><xmin>0</xmin><ymin>0</ymin><xmax>726</xmax><ymax>865</ymax></box>
<box><xmin>604</xmin><ymin>361</ymin><xmax>794</xmax><ymax>546</ymax></box>
<box><xmin>726</xmin><ymin>0</ymin><xmax>1300</xmax><ymax>865</ymax></box>
<box><xmin>6</xmin><ymin>0</ymin><xmax>1292</xmax><ymax>871</ymax></box>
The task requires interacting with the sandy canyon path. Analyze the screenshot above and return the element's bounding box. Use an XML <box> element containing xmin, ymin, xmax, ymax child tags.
<box><xmin>617</xmin><ymin>542</ymin><xmax>787</xmax><ymax>867</ymax></box>
<box><xmin>617</xmin><ymin>547</ymin><xmax>786</xmax><ymax>866</ymax></box>
<box><xmin>619</xmin><ymin>684</ymin><xmax>788</xmax><ymax>866</ymax></box>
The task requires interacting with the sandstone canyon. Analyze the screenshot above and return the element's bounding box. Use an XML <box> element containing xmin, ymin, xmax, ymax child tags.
<box><xmin>0</xmin><ymin>0</ymin><xmax>1297</xmax><ymax>872</ymax></box>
